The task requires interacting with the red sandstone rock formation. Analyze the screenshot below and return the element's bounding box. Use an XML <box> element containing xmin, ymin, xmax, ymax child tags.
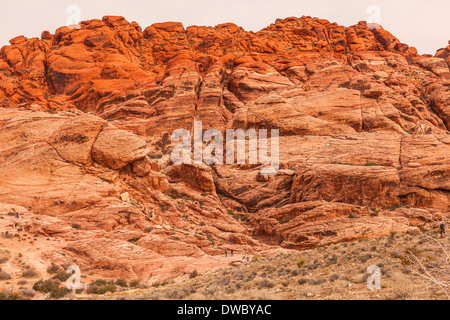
<box><xmin>0</xmin><ymin>16</ymin><xmax>448</xmax><ymax>282</ymax></box>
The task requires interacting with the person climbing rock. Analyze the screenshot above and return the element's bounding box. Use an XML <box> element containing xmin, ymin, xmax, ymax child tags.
<box><xmin>440</xmin><ymin>223</ymin><xmax>446</xmax><ymax>235</ymax></box>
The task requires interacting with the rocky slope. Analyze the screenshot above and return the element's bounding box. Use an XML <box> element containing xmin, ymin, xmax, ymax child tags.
<box><xmin>0</xmin><ymin>15</ymin><xmax>449</xmax><ymax>284</ymax></box>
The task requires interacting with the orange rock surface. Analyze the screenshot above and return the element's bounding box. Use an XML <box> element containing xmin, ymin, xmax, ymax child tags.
<box><xmin>0</xmin><ymin>16</ymin><xmax>448</xmax><ymax>283</ymax></box>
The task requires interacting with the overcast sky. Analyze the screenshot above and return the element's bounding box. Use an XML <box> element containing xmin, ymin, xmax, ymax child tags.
<box><xmin>0</xmin><ymin>0</ymin><xmax>448</xmax><ymax>55</ymax></box>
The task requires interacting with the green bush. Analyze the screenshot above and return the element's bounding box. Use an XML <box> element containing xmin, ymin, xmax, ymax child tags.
<box><xmin>297</xmin><ymin>258</ymin><xmax>306</xmax><ymax>269</ymax></box>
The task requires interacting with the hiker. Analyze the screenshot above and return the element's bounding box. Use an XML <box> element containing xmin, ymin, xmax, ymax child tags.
<box><xmin>16</xmin><ymin>213</ymin><xmax>19</xmax><ymax>219</ymax></box>
<box><xmin>247</xmin><ymin>254</ymin><xmax>250</xmax><ymax>262</ymax></box>
<box><xmin>440</xmin><ymin>223</ymin><xmax>446</xmax><ymax>235</ymax></box>
<box><xmin>242</xmin><ymin>253</ymin><xmax>246</xmax><ymax>263</ymax></box>
<box><xmin>231</xmin><ymin>249</ymin><xmax>234</xmax><ymax>257</ymax></box>
<box><xmin>225</xmin><ymin>250</ymin><xmax>227</xmax><ymax>257</ymax></box>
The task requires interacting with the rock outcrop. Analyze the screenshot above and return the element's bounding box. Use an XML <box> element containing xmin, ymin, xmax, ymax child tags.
<box><xmin>0</xmin><ymin>15</ymin><xmax>448</xmax><ymax>283</ymax></box>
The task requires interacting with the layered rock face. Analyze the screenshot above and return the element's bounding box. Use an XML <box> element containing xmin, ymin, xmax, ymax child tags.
<box><xmin>0</xmin><ymin>16</ymin><xmax>449</xmax><ymax>282</ymax></box>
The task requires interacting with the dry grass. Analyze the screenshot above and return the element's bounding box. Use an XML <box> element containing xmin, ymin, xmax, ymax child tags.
<box><xmin>77</xmin><ymin>230</ymin><xmax>449</xmax><ymax>300</ymax></box>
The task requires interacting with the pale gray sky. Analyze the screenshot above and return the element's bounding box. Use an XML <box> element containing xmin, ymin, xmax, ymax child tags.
<box><xmin>0</xmin><ymin>0</ymin><xmax>448</xmax><ymax>55</ymax></box>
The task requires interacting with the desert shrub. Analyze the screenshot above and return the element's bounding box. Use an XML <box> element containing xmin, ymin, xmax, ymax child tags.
<box><xmin>405</xmin><ymin>247</ymin><xmax>422</xmax><ymax>257</ymax></box>
<box><xmin>0</xmin><ymin>291</ymin><xmax>26</xmax><ymax>300</ymax></box>
<box><xmin>246</xmin><ymin>272</ymin><xmax>257</xmax><ymax>282</ymax></box>
<box><xmin>0</xmin><ymin>271</ymin><xmax>11</xmax><ymax>280</ymax></box>
<box><xmin>329</xmin><ymin>274</ymin><xmax>340</xmax><ymax>282</ymax></box>
<box><xmin>50</xmin><ymin>286</ymin><xmax>71</xmax><ymax>299</ymax></box>
<box><xmin>115</xmin><ymin>279</ymin><xmax>128</xmax><ymax>288</ymax></box>
<box><xmin>258</xmin><ymin>279</ymin><xmax>275</xmax><ymax>289</ymax></box>
<box><xmin>297</xmin><ymin>278</ymin><xmax>309</xmax><ymax>285</ymax></box>
<box><xmin>225</xmin><ymin>285</ymin><xmax>236</xmax><ymax>294</ymax></box>
<box><xmin>219</xmin><ymin>277</ymin><xmax>230</xmax><ymax>286</ymax></box>
<box><xmin>325</xmin><ymin>255</ymin><xmax>339</xmax><ymax>266</ymax></box>
<box><xmin>307</xmin><ymin>260</ymin><xmax>321</xmax><ymax>270</ymax></box>
<box><xmin>127</xmin><ymin>237</ymin><xmax>140</xmax><ymax>243</ymax></box>
<box><xmin>47</xmin><ymin>263</ymin><xmax>60</xmax><ymax>274</ymax></box>
<box><xmin>22</xmin><ymin>267</ymin><xmax>38</xmax><ymax>278</ymax></box>
<box><xmin>166</xmin><ymin>290</ymin><xmax>184</xmax><ymax>299</ymax></box>
<box><xmin>358</xmin><ymin>253</ymin><xmax>374</xmax><ymax>263</ymax></box>
<box><xmin>87</xmin><ymin>283</ymin><xmax>117</xmax><ymax>295</ymax></box>
<box><xmin>33</xmin><ymin>278</ymin><xmax>71</xmax><ymax>299</ymax></box>
<box><xmin>297</xmin><ymin>258</ymin><xmax>306</xmax><ymax>269</ymax></box>
<box><xmin>308</xmin><ymin>278</ymin><xmax>327</xmax><ymax>286</ymax></box>
<box><xmin>52</xmin><ymin>270</ymin><xmax>71</xmax><ymax>282</ymax></box>
<box><xmin>129</xmin><ymin>280</ymin><xmax>139</xmax><ymax>288</ymax></box>
<box><xmin>20</xmin><ymin>289</ymin><xmax>36</xmax><ymax>298</ymax></box>
<box><xmin>89</xmin><ymin>279</ymin><xmax>109</xmax><ymax>286</ymax></box>
<box><xmin>33</xmin><ymin>279</ymin><xmax>60</xmax><ymax>293</ymax></box>
<box><xmin>189</xmin><ymin>270</ymin><xmax>199</xmax><ymax>279</ymax></box>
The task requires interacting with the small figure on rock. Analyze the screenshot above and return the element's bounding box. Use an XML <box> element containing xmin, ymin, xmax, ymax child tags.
<box><xmin>440</xmin><ymin>223</ymin><xmax>446</xmax><ymax>236</ymax></box>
